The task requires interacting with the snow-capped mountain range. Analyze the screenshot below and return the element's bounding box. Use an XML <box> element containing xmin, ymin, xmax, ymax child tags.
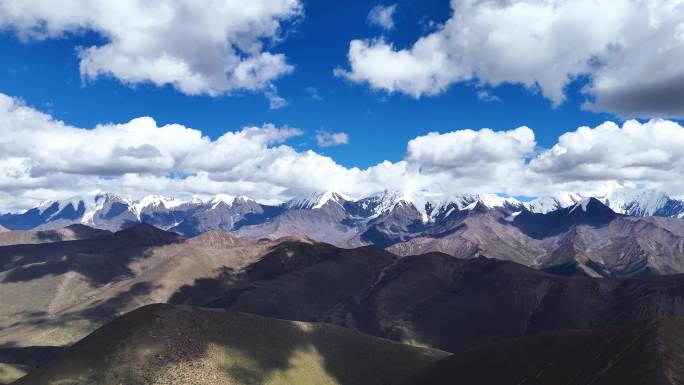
<box><xmin>527</xmin><ymin>189</ymin><xmax>684</xmax><ymax>218</ymax></box>
<box><xmin>3</xmin><ymin>189</ymin><xmax>684</xmax><ymax>277</ymax></box>
<box><xmin>1</xmin><ymin>188</ymin><xmax>683</xmax><ymax>233</ymax></box>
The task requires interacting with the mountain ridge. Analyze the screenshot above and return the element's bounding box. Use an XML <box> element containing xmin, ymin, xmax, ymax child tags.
<box><xmin>3</xmin><ymin>191</ymin><xmax>684</xmax><ymax>277</ymax></box>
<box><xmin>13</xmin><ymin>304</ymin><xmax>448</xmax><ymax>385</ymax></box>
<box><xmin>4</xmin><ymin>187</ymin><xmax>684</xmax><ymax>233</ymax></box>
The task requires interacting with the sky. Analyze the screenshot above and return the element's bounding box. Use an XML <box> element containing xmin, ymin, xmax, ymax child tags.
<box><xmin>1</xmin><ymin>0</ymin><xmax>684</xmax><ymax>211</ymax></box>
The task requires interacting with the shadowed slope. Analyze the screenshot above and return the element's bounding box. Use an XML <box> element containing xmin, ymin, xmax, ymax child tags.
<box><xmin>233</xmin><ymin>205</ymin><xmax>362</xmax><ymax>248</ymax></box>
<box><xmin>0</xmin><ymin>346</ymin><xmax>64</xmax><ymax>384</ymax></box>
<box><xmin>170</xmin><ymin>239</ymin><xmax>397</xmax><ymax>322</ymax></box>
<box><xmin>0</xmin><ymin>224</ymin><xmax>183</xmax><ymax>347</ymax></box>
<box><xmin>340</xmin><ymin>253</ymin><xmax>684</xmax><ymax>352</ymax></box>
<box><xmin>0</xmin><ymin>224</ymin><xmax>110</xmax><ymax>246</ymax></box>
<box><xmin>0</xmin><ymin>228</ymin><xmax>393</xmax><ymax>350</ymax></box>
<box><xmin>389</xmin><ymin>202</ymin><xmax>684</xmax><ymax>277</ymax></box>
<box><xmin>6</xmin><ymin>227</ymin><xmax>684</xmax><ymax>362</ymax></box>
<box><xmin>15</xmin><ymin>304</ymin><xmax>447</xmax><ymax>385</ymax></box>
<box><xmin>167</xmin><ymin>245</ymin><xmax>684</xmax><ymax>354</ymax></box>
<box><xmin>405</xmin><ymin>317</ymin><xmax>684</xmax><ymax>385</ymax></box>
<box><xmin>0</xmin><ymin>224</ymin><xmax>180</xmax><ymax>285</ymax></box>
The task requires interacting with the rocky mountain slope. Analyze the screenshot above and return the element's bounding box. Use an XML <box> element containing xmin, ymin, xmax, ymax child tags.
<box><xmin>2</xmin><ymin>190</ymin><xmax>684</xmax><ymax>279</ymax></box>
<box><xmin>4</xmin><ymin>228</ymin><xmax>684</xmax><ymax>383</ymax></box>
<box><xmin>0</xmin><ymin>226</ymin><xmax>397</xmax><ymax>348</ymax></box>
<box><xmin>6</xmin><ymin>226</ymin><xmax>684</xmax><ymax>354</ymax></box>
<box><xmin>389</xmin><ymin>198</ymin><xmax>684</xmax><ymax>277</ymax></box>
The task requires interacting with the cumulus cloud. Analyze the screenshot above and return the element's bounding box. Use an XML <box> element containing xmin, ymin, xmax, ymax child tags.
<box><xmin>0</xmin><ymin>0</ymin><xmax>301</xmax><ymax>98</ymax></box>
<box><xmin>408</xmin><ymin>126</ymin><xmax>535</xmax><ymax>172</ymax></box>
<box><xmin>315</xmin><ymin>131</ymin><xmax>350</xmax><ymax>147</ymax></box>
<box><xmin>531</xmin><ymin>120</ymin><xmax>684</xmax><ymax>190</ymax></box>
<box><xmin>3</xmin><ymin>91</ymin><xmax>684</xmax><ymax>211</ymax></box>
<box><xmin>367</xmin><ymin>4</ymin><xmax>397</xmax><ymax>30</ymax></box>
<box><xmin>338</xmin><ymin>0</ymin><xmax>684</xmax><ymax>118</ymax></box>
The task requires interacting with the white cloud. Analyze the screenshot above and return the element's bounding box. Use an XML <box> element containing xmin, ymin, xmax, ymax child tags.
<box><xmin>338</xmin><ymin>0</ymin><xmax>684</xmax><ymax>118</ymax></box>
<box><xmin>405</xmin><ymin>126</ymin><xmax>538</xmax><ymax>196</ymax></box>
<box><xmin>315</xmin><ymin>131</ymin><xmax>350</xmax><ymax>147</ymax></box>
<box><xmin>265</xmin><ymin>86</ymin><xmax>287</xmax><ymax>110</ymax></box>
<box><xmin>3</xmin><ymin>91</ymin><xmax>684</xmax><ymax>211</ymax></box>
<box><xmin>477</xmin><ymin>90</ymin><xmax>501</xmax><ymax>103</ymax></box>
<box><xmin>0</xmin><ymin>0</ymin><xmax>302</xmax><ymax>99</ymax></box>
<box><xmin>531</xmin><ymin>119</ymin><xmax>684</xmax><ymax>193</ymax></box>
<box><xmin>368</xmin><ymin>4</ymin><xmax>397</xmax><ymax>31</ymax></box>
<box><xmin>407</xmin><ymin>127</ymin><xmax>535</xmax><ymax>172</ymax></box>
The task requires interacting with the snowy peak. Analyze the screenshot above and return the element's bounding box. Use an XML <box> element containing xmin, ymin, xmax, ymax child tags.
<box><xmin>473</xmin><ymin>194</ymin><xmax>522</xmax><ymax>209</ymax></box>
<box><xmin>601</xmin><ymin>189</ymin><xmax>671</xmax><ymax>217</ymax></box>
<box><xmin>524</xmin><ymin>192</ymin><xmax>586</xmax><ymax>214</ymax></box>
<box><xmin>210</xmin><ymin>194</ymin><xmax>238</xmax><ymax>209</ymax></box>
<box><xmin>208</xmin><ymin>194</ymin><xmax>256</xmax><ymax>210</ymax></box>
<box><xmin>286</xmin><ymin>191</ymin><xmax>348</xmax><ymax>210</ymax></box>
<box><xmin>527</xmin><ymin>188</ymin><xmax>684</xmax><ymax>218</ymax></box>
<box><xmin>130</xmin><ymin>195</ymin><xmax>190</xmax><ymax>219</ymax></box>
<box><xmin>33</xmin><ymin>197</ymin><xmax>86</xmax><ymax>214</ymax></box>
<box><xmin>31</xmin><ymin>197</ymin><xmax>88</xmax><ymax>222</ymax></box>
<box><xmin>354</xmin><ymin>190</ymin><xmax>414</xmax><ymax>219</ymax></box>
<box><xmin>93</xmin><ymin>192</ymin><xmax>133</xmax><ymax>207</ymax></box>
<box><xmin>568</xmin><ymin>197</ymin><xmax>610</xmax><ymax>215</ymax></box>
<box><xmin>423</xmin><ymin>193</ymin><xmax>522</xmax><ymax>222</ymax></box>
<box><xmin>557</xmin><ymin>198</ymin><xmax>618</xmax><ymax>228</ymax></box>
<box><xmin>138</xmin><ymin>195</ymin><xmax>185</xmax><ymax>209</ymax></box>
<box><xmin>33</xmin><ymin>200</ymin><xmax>58</xmax><ymax>215</ymax></box>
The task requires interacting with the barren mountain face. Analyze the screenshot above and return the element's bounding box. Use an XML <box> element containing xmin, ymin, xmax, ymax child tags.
<box><xmin>4</xmin><ymin>225</ymin><xmax>684</xmax><ymax>354</ymax></box>
<box><xmin>5</xmin><ymin>194</ymin><xmax>684</xmax><ymax>278</ymax></box>
<box><xmin>3</xmin><ymin>224</ymin><xmax>684</xmax><ymax>383</ymax></box>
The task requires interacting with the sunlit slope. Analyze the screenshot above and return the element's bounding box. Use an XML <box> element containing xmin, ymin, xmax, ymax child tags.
<box><xmin>16</xmin><ymin>304</ymin><xmax>447</xmax><ymax>385</ymax></box>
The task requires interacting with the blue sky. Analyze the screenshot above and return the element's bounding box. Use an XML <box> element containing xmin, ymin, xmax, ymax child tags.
<box><xmin>1</xmin><ymin>0</ymin><xmax>684</xmax><ymax>210</ymax></box>
<box><xmin>0</xmin><ymin>0</ymin><xmax>620</xmax><ymax>169</ymax></box>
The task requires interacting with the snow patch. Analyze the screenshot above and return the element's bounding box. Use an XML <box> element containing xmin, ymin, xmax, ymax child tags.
<box><xmin>505</xmin><ymin>211</ymin><xmax>522</xmax><ymax>222</ymax></box>
<box><xmin>131</xmin><ymin>195</ymin><xmax>188</xmax><ymax>219</ymax></box>
<box><xmin>422</xmin><ymin>193</ymin><xmax>522</xmax><ymax>222</ymax></box>
<box><xmin>286</xmin><ymin>191</ymin><xmax>348</xmax><ymax>210</ymax></box>
<box><xmin>527</xmin><ymin>187</ymin><xmax>683</xmax><ymax>217</ymax></box>
<box><xmin>362</xmin><ymin>190</ymin><xmax>413</xmax><ymax>219</ymax></box>
<box><xmin>569</xmin><ymin>197</ymin><xmax>593</xmax><ymax>214</ymax></box>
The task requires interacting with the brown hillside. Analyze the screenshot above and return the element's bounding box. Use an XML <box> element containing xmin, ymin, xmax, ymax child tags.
<box><xmin>15</xmin><ymin>304</ymin><xmax>447</xmax><ymax>385</ymax></box>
